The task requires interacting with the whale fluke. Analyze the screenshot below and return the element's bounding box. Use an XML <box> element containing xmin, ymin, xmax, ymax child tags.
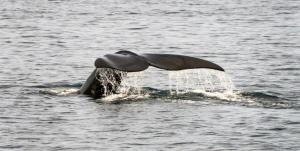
<box><xmin>95</xmin><ymin>51</ymin><xmax>224</xmax><ymax>72</ymax></box>
<box><xmin>140</xmin><ymin>53</ymin><xmax>224</xmax><ymax>71</ymax></box>
<box><xmin>94</xmin><ymin>51</ymin><xmax>149</xmax><ymax>72</ymax></box>
<box><xmin>81</xmin><ymin>51</ymin><xmax>225</xmax><ymax>98</ymax></box>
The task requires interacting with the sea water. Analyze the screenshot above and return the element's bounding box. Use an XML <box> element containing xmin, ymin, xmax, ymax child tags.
<box><xmin>1</xmin><ymin>0</ymin><xmax>299</xmax><ymax>150</ymax></box>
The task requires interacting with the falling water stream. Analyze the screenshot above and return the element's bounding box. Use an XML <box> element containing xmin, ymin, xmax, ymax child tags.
<box><xmin>91</xmin><ymin>68</ymin><xmax>290</xmax><ymax>109</ymax></box>
<box><xmin>168</xmin><ymin>69</ymin><xmax>236</xmax><ymax>93</ymax></box>
<box><xmin>93</xmin><ymin>68</ymin><xmax>239</xmax><ymax>103</ymax></box>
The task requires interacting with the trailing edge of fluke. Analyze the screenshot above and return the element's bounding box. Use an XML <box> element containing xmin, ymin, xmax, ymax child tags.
<box><xmin>94</xmin><ymin>51</ymin><xmax>225</xmax><ymax>72</ymax></box>
<box><xmin>80</xmin><ymin>51</ymin><xmax>225</xmax><ymax>98</ymax></box>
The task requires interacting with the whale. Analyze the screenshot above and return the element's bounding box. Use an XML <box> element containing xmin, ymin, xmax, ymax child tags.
<box><xmin>80</xmin><ymin>51</ymin><xmax>224</xmax><ymax>98</ymax></box>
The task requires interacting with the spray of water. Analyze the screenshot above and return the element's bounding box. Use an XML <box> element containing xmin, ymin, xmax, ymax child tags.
<box><xmin>95</xmin><ymin>68</ymin><xmax>126</xmax><ymax>96</ymax></box>
<box><xmin>95</xmin><ymin>68</ymin><xmax>148</xmax><ymax>101</ymax></box>
<box><xmin>169</xmin><ymin>69</ymin><xmax>235</xmax><ymax>93</ymax></box>
<box><xmin>96</xmin><ymin>68</ymin><xmax>242</xmax><ymax>102</ymax></box>
<box><xmin>118</xmin><ymin>71</ymin><xmax>144</xmax><ymax>95</ymax></box>
<box><xmin>42</xmin><ymin>68</ymin><xmax>289</xmax><ymax>108</ymax></box>
<box><xmin>168</xmin><ymin>69</ymin><xmax>245</xmax><ymax>102</ymax></box>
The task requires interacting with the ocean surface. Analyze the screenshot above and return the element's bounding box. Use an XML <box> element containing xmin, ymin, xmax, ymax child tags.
<box><xmin>1</xmin><ymin>0</ymin><xmax>300</xmax><ymax>150</ymax></box>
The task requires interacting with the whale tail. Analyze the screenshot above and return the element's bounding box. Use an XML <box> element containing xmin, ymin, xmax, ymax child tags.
<box><xmin>80</xmin><ymin>51</ymin><xmax>225</xmax><ymax>98</ymax></box>
<box><xmin>94</xmin><ymin>50</ymin><xmax>224</xmax><ymax>72</ymax></box>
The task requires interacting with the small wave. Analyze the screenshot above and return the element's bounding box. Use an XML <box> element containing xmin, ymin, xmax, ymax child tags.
<box><xmin>126</xmin><ymin>12</ymin><xmax>140</xmax><ymax>15</ymax></box>
<box><xmin>30</xmin><ymin>82</ymin><xmax>82</xmax><ymax>88</ymax></box>
<box><xmin>240</xmin><ymin>92</ymin><xmax>280</xmax><ymax>99</ymax></box>
<box><xmin>191</xmin><ymin>89</ymin><xmax>242</xmax><ymax>101</ymax></box>
<box><xmin>35</xmin><ymin>85</ymin><xmax>294</xmax><ymax>109</ymax></box>
<box><xmin>275</xmin><ymin>67</ymin><xmax>300</xmax><ymax>71</ymax></box>
<box><xmin>193</xmin><ymin>90</ymin><xmax>292</xmax><ymax>109</ymax></box>
<box><xmin>127</xmin><ymin>27</ymin><xmax>148</xmax><ymax>30</ymax></box>
<box><xmin>165</xmin><ymin>11</ymin><xmax>181</xmax><ymax>14</ymax></box>
<box><xmin>39</xmin><ymin>88</ymin><xmax>79</xmax><ymax>96</ymax></box>
<box><xmin>152</xmin><ymin>88</ymin><xmax>292</xmax><ymax>109</ymax></box>
<box><xmin>99</xmin><ymin>93</ymin><xmax>150</xmax><ymax>104</ymax></box>
<box><xmin>0</xmin><ymin>85</ymin><xmax>21</xmax><ymax>89</ymax></box>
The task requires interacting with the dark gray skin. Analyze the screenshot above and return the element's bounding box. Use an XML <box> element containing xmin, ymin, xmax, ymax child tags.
<box><xmin>79</xmin><ymin>68</ymin><xmax>123</xmax><ymax>98</ymax></box>
<box><xmin>80</xmin><ymin>51</ymin><xmax>225</xmax><ymax>98</ymax></box>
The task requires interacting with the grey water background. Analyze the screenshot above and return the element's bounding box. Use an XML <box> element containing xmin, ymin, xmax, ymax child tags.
<box><xmin>1</xmin><ymin>0</ymin><xmax>300</xmax><ymax>150</ymax></box>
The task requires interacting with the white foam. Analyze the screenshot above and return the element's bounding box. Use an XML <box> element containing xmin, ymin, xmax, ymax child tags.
<box><xmin>49</xmin><ymin>88</ymin><xmax>79</xmax><ymax>96</ymax></box>
<box><xmin>101</xmin><ymin>93</ymin><xmax>150</xmax><ymax>102</ymax></box>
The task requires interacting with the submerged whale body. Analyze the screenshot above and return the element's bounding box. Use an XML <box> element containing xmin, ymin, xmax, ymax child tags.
<box><xmin>80</xmin><ymin>51</ymin><xmax>225</xmax><ymax>98</ymax></box>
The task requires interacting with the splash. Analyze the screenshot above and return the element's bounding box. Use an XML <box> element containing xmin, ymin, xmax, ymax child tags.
<box><xmin>101</xmin><ymin>71</ymin><xmax>150</xmax><ymax>102</ymax></box>
<box><xmin>37</xmin><ymin>68</ymin><xmax>290</xmax><ymax>108</ymax></box>
<box><xmin>168</xmin><ymin>69</ymin><xmax>236</xmax><ymax>93</ymax></box>
<box><xmin>168</xmin><ymin>69</ymin><xmax>241</xmax><ymax>101</ymax></box>
<box><xmin>118</xmin><ymin>71</ymin><xmax>145</xmax><ymax>95</ymax></box>
<box><xmin>94</xmin><ymin>68</ymin><xmax>147</xmax><ymax>101</ymax></box>
<box><xmin>94</xmin><ymin>68</ymin><xmax>125</xmax><ymax>96</ymax></box>
<box><xmin>95</xmin><ymin>68</ymin><xmax>240</xmax><ymax>102</ymax></box>
<box><xmin>167</xmin><ymin>69</ymin><xmax>291</xmax><ymax>108</ymax></box>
